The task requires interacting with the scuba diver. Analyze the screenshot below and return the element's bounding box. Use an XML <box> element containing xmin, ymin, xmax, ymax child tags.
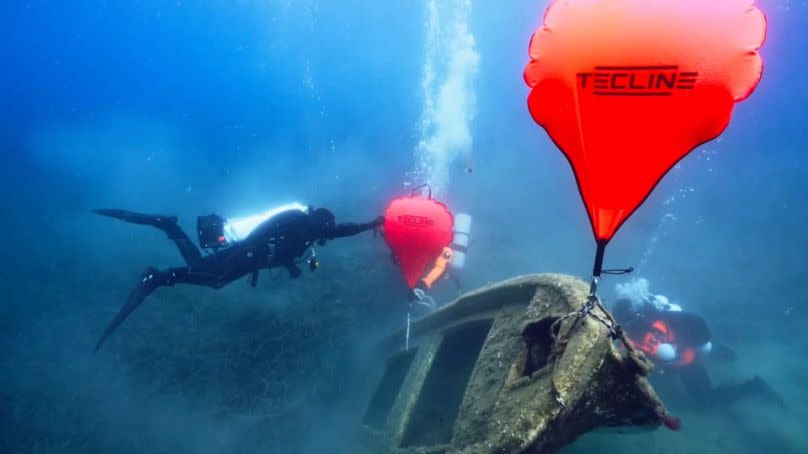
<box><xmin>92</xmin><ymin>203</ymin><xmax>383</xmax><ymax>351</ymax></box>
<box><xmin>410</xmin><ymin>212</ymin><xmax>472</xmax><ymax>307</ymax></box>
<box><xmin>613</xmin><ymin>287</ymin><xmax>786</xmax><ymax>409</ymax></box>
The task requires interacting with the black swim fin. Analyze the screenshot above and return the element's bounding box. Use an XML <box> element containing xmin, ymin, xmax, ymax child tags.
<box><xmin>748</xmin><ymin>376</ymin><xmax>789</xmax><ymax>410</ymax></box>
<box><xmin>93</xmin><ymin>208</ymin><xmax>177</xmax><ymax>228</ymax></box>
<box><xmin>94</xmin><ymin>267</ymin><xmax>162</xmax><ymax>352</ymax></box>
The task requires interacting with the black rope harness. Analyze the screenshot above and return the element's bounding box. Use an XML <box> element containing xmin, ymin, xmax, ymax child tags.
<box><xmin>547</xmin><ymin>243</ymin><xmax>651</xmax><ymax>409</ymax></box>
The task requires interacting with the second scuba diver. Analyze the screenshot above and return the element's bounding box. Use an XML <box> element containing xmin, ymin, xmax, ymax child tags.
<box><xmin>411</xmin><ymin>212</ymin><xmax>472</xmax><ymax>307</ymax></box>
<box><xmin>92</xmin><ymin>203</ymin><xmax>383</xmax><ymax>351</ymax></box>
<box><xmin>613</xmin><ymin>285</ymin><xmax>786</xmax><ymax>409</ymax></box>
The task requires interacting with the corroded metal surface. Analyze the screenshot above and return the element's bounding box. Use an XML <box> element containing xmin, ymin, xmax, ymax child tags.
<box><xmin>361</xmin><ymin>274</ymin><xmax>670</xmax><ymax>454</ymax></box>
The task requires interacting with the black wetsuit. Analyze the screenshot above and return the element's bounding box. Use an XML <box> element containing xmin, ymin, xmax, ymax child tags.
<box><xmin>614</xmin><ymin>298</ymin><xmax>785</xmax><ymax>408</ymax></box>
<box><xmin>93</xmin><ymin>208</ymin><xmax>382</xmax><ymax>351</ymax></box>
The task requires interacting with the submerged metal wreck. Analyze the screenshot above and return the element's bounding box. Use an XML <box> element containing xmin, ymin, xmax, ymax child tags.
<box><xmin>358</xmin><ymin>274</ymin><xmax>675</xmax><ymax>453</ymax></box>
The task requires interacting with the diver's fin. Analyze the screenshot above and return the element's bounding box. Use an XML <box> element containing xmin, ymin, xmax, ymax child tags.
<box><xmin>749</xmin><ymin>376</ymin><xmax>789</xmax><ymax>410</ymax></box>
<box><xmin>92</xmin><ymin>208</ymin><xmax>177</xmax><ymax>228</ymax></box>
<box><xmin>94</xmin><ymin>267</ymin><xmax>163</xmax><ymax>352</ymax></box>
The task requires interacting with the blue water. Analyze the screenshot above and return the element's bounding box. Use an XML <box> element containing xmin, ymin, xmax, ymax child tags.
<box><xmin>2</xmin><ymin>0</ymin><xmax>806</xmax><ymax>452</ymax></box>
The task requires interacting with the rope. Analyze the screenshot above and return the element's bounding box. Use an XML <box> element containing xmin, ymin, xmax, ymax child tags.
<box><xmin>545</xmin><ymin>246</ymin><xmax>673</xmax><ymax>426</ymax></box>
<box><xmin>602</xmin><ymin>267</ymin><xmax>634</xmax><ymax>275</ymax></box>
<box><xmin>405</xmin><ymin>301</ymin><xmax>412</xmax><ymax>352</ymax></box>
<box><xmin>549</xmin><ymin>284</ymin><xmax>653</xmax><ymax>410</ymax></box>
<box><xmin>550</xmin><ymin>293</ymin><xmax>615</xmax><ymax>344</ymax></box>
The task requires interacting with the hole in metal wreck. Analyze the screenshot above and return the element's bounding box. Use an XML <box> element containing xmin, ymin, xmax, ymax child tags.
<box><xmin>521</xmin><ymin>317</ymin><xmax>559</xmax><ymax>378</ymax></box>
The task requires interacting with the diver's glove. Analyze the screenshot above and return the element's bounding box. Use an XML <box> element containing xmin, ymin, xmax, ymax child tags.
<box><xmin>411</xmin><ymin>288</ymin><xmax>436</xmax><ymax>309</ymax></box>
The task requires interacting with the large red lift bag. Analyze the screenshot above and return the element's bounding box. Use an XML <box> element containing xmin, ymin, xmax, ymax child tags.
<box><xmin>524</xmin><ymin>0</ymin><xmax>766</xmax><ymax>242</ymax></box>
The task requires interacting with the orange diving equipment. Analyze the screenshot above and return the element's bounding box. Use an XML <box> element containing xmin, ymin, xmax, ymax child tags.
<box><xmin>419</xmin><ymin>247</ymin><xmax>454</xmax><ymax>289</ymax></box>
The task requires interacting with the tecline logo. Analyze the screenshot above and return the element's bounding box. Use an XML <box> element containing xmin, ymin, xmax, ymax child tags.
<box><xmin>577</xmin><ymin>65</ymin><xmax>698</xmax><ymax>96</ymax></box>
<box><xmin>398</xmin><ymin>215</ymin><xmax>434</xmax><ymax>228</ymax></box>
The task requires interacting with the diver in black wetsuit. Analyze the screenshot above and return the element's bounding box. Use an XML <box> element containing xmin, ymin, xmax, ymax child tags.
<box><xmin>614</xmin><ymin>297</ymin><xmax>786</xmax><ymax>409</ymax></box>
<box><xmin>92</xmin><ymin>205</ymin><xmax>383</xmax><ymax>351</ymax></box>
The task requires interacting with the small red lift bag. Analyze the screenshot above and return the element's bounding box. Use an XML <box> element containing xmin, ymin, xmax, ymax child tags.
<box><xmin>384</xmin><ymin>197</ymin><xmax>454</xmax><ymax>289</ymax></box>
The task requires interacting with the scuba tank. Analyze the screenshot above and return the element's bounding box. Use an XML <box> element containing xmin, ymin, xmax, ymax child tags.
<box><xmin>197</xmin><ymin>202</ymin><xmax>309</xmax><ymax>249</ymax></box>
<box><xmin>449</xmin><ymin>213</ymin><xmax>472</xmax><ymax>270</ymax></box>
